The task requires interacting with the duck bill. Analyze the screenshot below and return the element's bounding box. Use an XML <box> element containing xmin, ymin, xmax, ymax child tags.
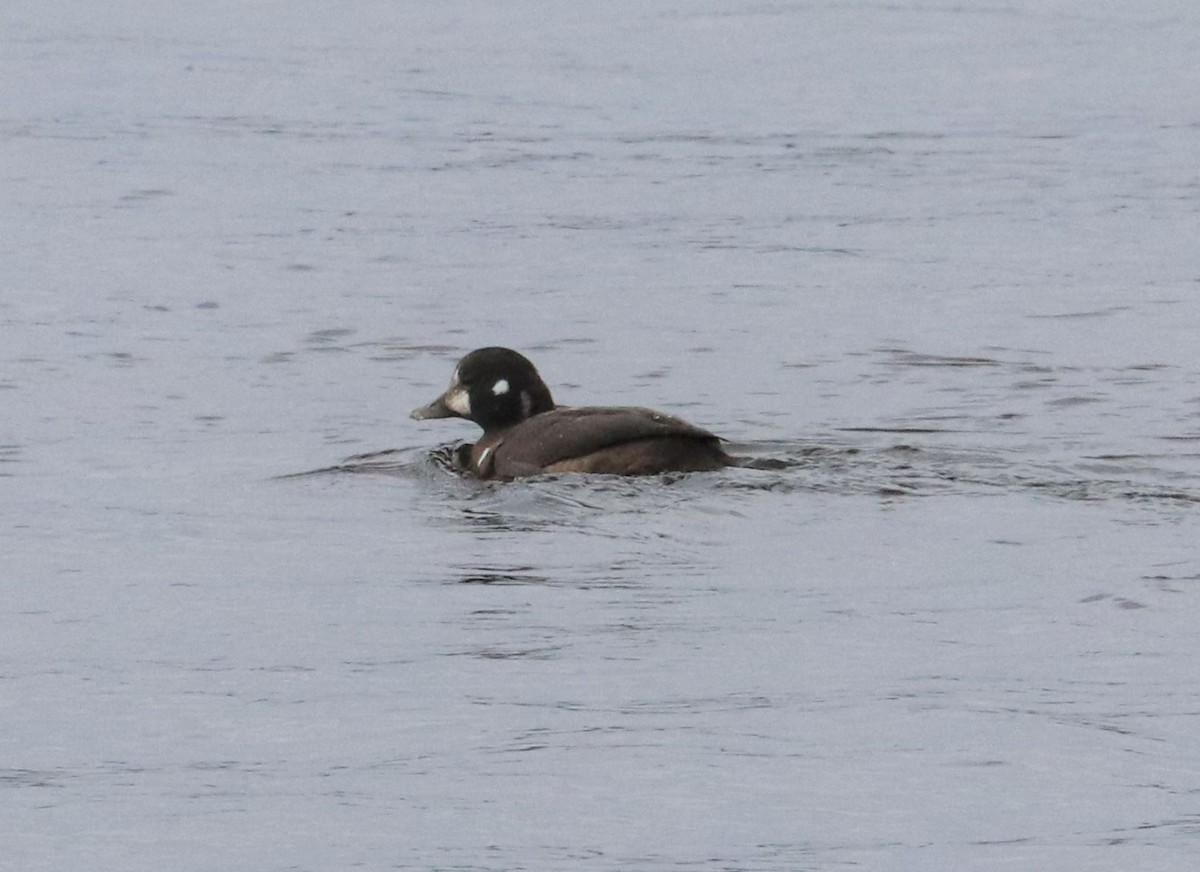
<box><xmin>410</xmin><ymin>393</ymin><xmax>458</xmax><ymax>420</ymax></box>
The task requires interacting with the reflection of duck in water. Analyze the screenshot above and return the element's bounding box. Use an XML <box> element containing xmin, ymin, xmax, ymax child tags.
<box><xmin>411</xmin><ymin>347</ymin><xmax>731</xmax><ymax>480</ymax></box>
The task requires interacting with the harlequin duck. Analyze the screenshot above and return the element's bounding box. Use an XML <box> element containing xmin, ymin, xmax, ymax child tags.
<box><xmin>411</xmin><ymin>347</ymin><xmax>731</xmax><ymax>479</ymax></box>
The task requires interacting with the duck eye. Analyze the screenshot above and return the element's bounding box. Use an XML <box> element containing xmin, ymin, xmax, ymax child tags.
<box><xmin>491</xmin><ymin>379</ymin><xmax>509</xmax><ymax>396</ymax></box>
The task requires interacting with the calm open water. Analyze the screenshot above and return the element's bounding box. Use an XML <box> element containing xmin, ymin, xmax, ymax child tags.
<box><xmin>4</xmin><ymin>1</ymin><xmax>1200</xmax><ymax>870</ymax></box>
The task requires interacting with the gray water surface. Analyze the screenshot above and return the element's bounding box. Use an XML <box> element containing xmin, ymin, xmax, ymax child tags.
<box><xmin>4</xmin><ymin>1</ymin><xmax>1200</xmax><ymax>870</ymax></box>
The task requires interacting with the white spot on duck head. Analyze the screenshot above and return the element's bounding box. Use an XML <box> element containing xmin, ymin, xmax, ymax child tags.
<box><xmin>491</xmin><ymin>379</ymin><xmax>509</xmax><ymax>396</ymax></box>
<box><xmin>443</xmin><ymin>387</ymin><xmax>471</xmax><ymax>416</ymax></box>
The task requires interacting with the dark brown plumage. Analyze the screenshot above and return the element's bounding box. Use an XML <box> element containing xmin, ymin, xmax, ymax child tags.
<box><xmin>411</xmin><ymin>348</ymin><xmax>730</xmax><ymax>480</ymax></box>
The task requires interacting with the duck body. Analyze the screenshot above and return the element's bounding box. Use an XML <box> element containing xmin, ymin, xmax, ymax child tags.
<box><xmin>411</xmin><ymin>347</ymin><xmax>730</xmax><ymax>479</ymax></box>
